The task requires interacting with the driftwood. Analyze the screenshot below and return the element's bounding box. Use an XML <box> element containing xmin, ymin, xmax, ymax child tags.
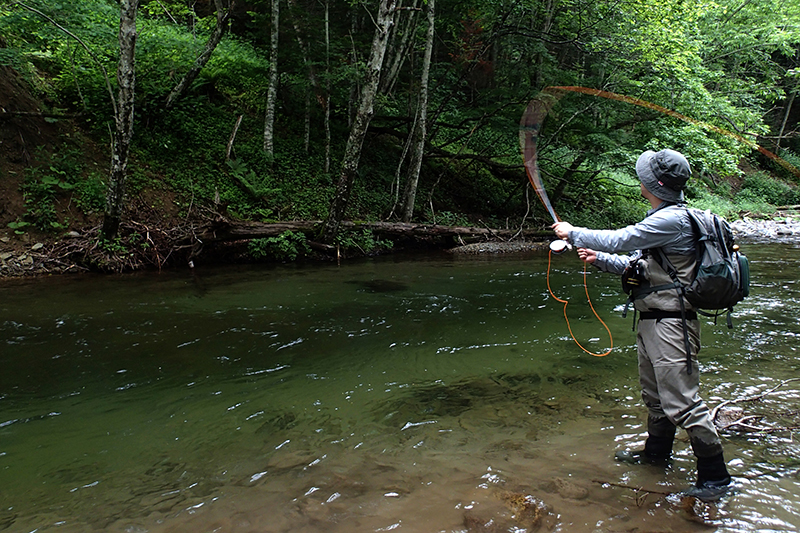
<box><xmin>194</xmin><ymin>219</ymin><xmax>551</xmax><ymax>243</ymax></box>
<box><xmin>711</xmin><ymin>378</ymin><xmax>800</xmax><ymax>433</ymax></box>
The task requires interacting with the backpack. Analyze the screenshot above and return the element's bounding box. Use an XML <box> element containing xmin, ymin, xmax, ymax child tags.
<box><xmin>652</xmin><ymin>207</ymin><xmax>750</xmax><ymax>328</ymax></box>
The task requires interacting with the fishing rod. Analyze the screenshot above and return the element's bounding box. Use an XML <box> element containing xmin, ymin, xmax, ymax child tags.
<box><xmin>519</xmin><ymin>93</ymin><xmax>613</xmax><ymax>358</ymax></box>
<box><xmin>520</xmin><ymin>85</ymin><xmax>800</xmax><ymax>357</ymax></box>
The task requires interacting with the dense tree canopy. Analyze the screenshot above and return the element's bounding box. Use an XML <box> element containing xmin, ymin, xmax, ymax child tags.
<box><xmin>1</xmin><ymin>0</ymin><xmax>799</xmax><ymax>246</ymax></box>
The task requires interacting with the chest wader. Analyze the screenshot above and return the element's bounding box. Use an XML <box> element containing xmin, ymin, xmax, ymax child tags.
<box><xmin>621</xmin><ymin>251</ymin><xmax>696</xmax><ymax>374</ymax></box>
<box><xmin>620</xmin><ymin>251</ymin><xmax>732</xmax><ymax>500</ymax></box>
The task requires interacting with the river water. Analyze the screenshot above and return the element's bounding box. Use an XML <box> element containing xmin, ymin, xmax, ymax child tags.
<box><xmin>1</xmin><ymin>242</ymin><xmax>799</xmax><ymax>533</ymax></box>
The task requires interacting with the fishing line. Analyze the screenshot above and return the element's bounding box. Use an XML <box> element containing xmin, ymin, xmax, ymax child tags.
<box><xmin>521</xmin><ymin>85</ymin><xmax>800</xmax><ymax>357</ymax></box>
<box><xmin>546</xmin><ymin>249</ymin><xmax>614</xmax><ymax>357</ymax></box>
<box><xmin>520</xmin><ymin>95</ymin><xmax>613</xmax><ymax>357</ymax></box>
<box><xmin>541</xmin><ymin>86</ymin><xmax>800</xmax><ymax>179</ymax></box>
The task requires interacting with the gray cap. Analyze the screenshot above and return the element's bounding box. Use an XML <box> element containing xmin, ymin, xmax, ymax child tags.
<box><xmin>635</xmin><ymin>149</ymin><xmax>691</xmax><ymax>203</ymax></box>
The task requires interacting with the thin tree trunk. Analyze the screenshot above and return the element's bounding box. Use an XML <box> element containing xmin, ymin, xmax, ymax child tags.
<box><xmin>304</xmin><ymin>89</ymin><xmax>310</xmax><ymax>153</ymax></box>
<box><xmin>323</xmin><ymin>0</ymin><xmax>331</xmax><ymax>173</ymax></box>
<box><xmin>388</xmin><ymin>115</ymin><xmax>416</xmax><ymax>218</ymax></box>
<box><xmin>165</xmin><ymin>0</ymin><xmax>233</xmax><ymax>109</ymax></box>
<box><xmin>287</xmin><ymin>0</ymin><xmax>326</xmax><ymax>111</ymax></box>
<box><xmin>534</xmin><ymin>0</ymin><xmax>556</xmax><ymax>89</ymax></box>
<box><xmin>226</xmin><ymin>114</ymin><xmax>244</xmax><ymax>160</ymax></box>
<box><xmin>777</xmin><ymin>84</ymin><xmax>797</xmax><ymax>151</ymax></box>
<box><xmin>102</xmin><ymin>0</ymin><xmax>139</xmax><ymax>241</ymax></box>
<box><xmin>346</xmin><ymin>12</ymin><xmax>361</xmax><ymax>128</ymax></box>
<box><xmin>399</xmin><ymin>0</ymin><xmax>434</xmax><ymax>222</ymax></box>
<box><xmin>263</xmin><ymin>0</ymin><xmax>280</xmax><ymax>159</ymax></box>
<box><xmin>320</xmin><ymin>0</ymin><xmax>397</xmax><ymax>243</ymax></box>
<box><xmin>379</xmin><ymin>0</ymin><xmax>419</xmax><ymax>95</ymax></box>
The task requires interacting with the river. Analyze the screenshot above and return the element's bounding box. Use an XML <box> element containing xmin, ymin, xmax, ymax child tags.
<box><xmin>1</xmin><ymin>242</ymin><xmax>799</xmax><ymax>532</ymax></box>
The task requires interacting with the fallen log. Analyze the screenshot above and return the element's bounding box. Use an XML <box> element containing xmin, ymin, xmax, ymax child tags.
<box><xmin>194</xmin><ymin>220</ymin><xmax>551</xmax><ymax>243</ymax></box>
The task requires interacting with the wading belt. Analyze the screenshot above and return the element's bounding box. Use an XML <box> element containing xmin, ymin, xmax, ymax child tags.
<box><xmin>639</xmin><ymin>310</ymin><xmax>698</xmax><ymax>321</ymax></box>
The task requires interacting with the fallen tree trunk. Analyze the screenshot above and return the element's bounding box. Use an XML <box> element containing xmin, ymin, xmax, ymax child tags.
<box><xmin>195</xmin><ymin>220</ymin><xmax>550</xmax><ymax>243</ymax></box>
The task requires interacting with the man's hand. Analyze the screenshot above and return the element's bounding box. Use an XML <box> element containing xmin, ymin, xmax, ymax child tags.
<box><xmin>577</xmin><ymin>248</ymin><xmax>597</xmax><ymax>264</ymax></box>
<box><xmin>551</xmin><ymin>221</ymin><xmax>574</xmax><ymax>240</ymax></box>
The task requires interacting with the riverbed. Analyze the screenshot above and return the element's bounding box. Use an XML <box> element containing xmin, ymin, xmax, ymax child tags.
<box><xmin>1</xmin><ymin>241</ymin><xmax>799</xmax><ymax>532</ymax></box>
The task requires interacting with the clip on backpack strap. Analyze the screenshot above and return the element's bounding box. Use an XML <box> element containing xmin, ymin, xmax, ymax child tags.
<box><xmin>677</xmin><ymin>290</ymin><xmax>694</xmax><ymax>375</ymax></box>
<box><xmin>622</xmin><ymin>294</ymin><xmax>637</xmax><ymax>331</ymax></box>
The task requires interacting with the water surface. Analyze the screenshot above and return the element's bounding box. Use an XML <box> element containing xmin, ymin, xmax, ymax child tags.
<box><xmin>1</xmin><ymin>244</ymin><xmax>799</xmax><ymax>532</ymax></box>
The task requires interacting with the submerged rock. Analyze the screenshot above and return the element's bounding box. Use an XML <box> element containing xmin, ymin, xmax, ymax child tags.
<box><xmin>541</xmin><ymin>477</ymin><xmax>589</xmax><ymax>500</ymax></box>
<box><xmin>463</xmin><ymin>490</ymin><xmax>557</xmax><ymax>532</ymax></box>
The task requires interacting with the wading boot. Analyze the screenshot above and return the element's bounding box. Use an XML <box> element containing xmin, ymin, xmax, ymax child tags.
<box><xmin>614</xmin><ymin>434</ymin><xmax>673</xmax><ymax>466</ymax></box>
<box><xmin>682</xmin><ymin>453</ymin><xmax>732</xmax><ymax>502</ymax></box>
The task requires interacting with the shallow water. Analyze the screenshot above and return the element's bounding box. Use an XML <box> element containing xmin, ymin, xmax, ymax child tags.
<box><xmin>1</xmin><ymin>243</ymin><xmax>799</xmax><ymax>532</ymax></box>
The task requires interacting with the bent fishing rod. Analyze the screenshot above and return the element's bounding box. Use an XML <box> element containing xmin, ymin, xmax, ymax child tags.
<box><xmin>519</xmin><ymin>95</ymin><xmax>613</xmax><ymax>358</ymax></box>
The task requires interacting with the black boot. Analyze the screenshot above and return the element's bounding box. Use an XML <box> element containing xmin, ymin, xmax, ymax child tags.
<box><xmin>614</xmin><ymin>434</ymin><xmax>674</xmax><ymax>465</ymax></box>
<box><xmin>615</xmin><ymin>416</ymin><xmax>676</xmax><ymax>465</ymax></box>
<box><xmin>683</xmin><ymin>453</ymin><xmax>732</xmax><ymax>501</ymax></box>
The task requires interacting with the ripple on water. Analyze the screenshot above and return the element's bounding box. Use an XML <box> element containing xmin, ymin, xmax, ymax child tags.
<box><xmin>2</xmin><ymin>247</ymin><xmax>800</xmax><ymax>531</ymax></box>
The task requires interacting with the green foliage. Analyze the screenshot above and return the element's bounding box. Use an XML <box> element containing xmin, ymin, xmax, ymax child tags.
<box><xmin>73</xmin><ymin>171</ymin><xmax>107</xmax><ymax>213</ymax></box>
<box><xmin>426</xmin><ymin>210</ymin><xmax>469</xmax><ymax>226</ymax></box>
<box><xmin>775</xmin><ymin>149</ymin><xmax>800</xmax><ymax>183</ymax></box>
<box><xmin>98</xmin><ymin>235</ymin><xmax>128</xmax><ymax>255</ymax></box>
<box><xmin>15</xmin><ymin>147</ymin><xmax>108</xmax><ymax>230</ymax></box>
<box><xmin>560</xmin><ymin>187</ymin><xmax>647</xmax><ymax>229</ymax></box>
<box><xmin>6</xmin><ymin>220</ymin><xmax>32</xmax><ymax>234</ymax></box>
<box><xmin>336</xmin><ymin>229</ymin><xmax>394</xmax><ymax>255</ymax></box>
<box><xmin>2</xmin><ymin>0</ymin><xmax>799</xmax><ymax>251</ymax></box>
<box><xmin>248</xmin><ymin>231</ymin><xmax>311</xmax><ymax>261</ymax></box>
<box><xmin>739</xmin><ymin>172</ymin><xmax>800</xmax><ymax>206</ymax></box>
<box><xmin>226</xmin><ymin>159</ymin><xmax>280</xmax><ymax>202</ymax></box>
<box><xmin>20</xmin><ymin>163</ymin><xmax>75</xmax><ymax>231</ymax></box>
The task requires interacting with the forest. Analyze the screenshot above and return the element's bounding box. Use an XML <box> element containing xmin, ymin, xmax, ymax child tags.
<box><xmin>1</xmin><ymin>0</ymin><xmax>799</xmax><ymax>269</ymax></box>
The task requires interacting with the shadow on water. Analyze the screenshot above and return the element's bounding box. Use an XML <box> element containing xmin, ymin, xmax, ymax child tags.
<box><xmin>345</xmin><ymin>279</ymin><xmax>411</xmax><ymax>293</ymax></box>
<box><xmin>1</xmin><ymin>243</ymin><xmax>800</xmax><ymax>531</ymax></box>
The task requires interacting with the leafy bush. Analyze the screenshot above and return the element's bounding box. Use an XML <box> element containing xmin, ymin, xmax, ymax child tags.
<box><xmin>73</xmin><ymin>171</ymin><xmax>107</xmax><ymax>213</ymax></box>
<box><xmin>248</xmin><ymin>231</ymin><xmax>311</xmax><ymax>261</ymax></box>
<box><xmin>739</xmin><ymin>172</ymin><xmax>800</xmax><ymax>206</ymax></box>
<box><xmin>336</xmin><ymin>229</ymin><xmax>394</xmax><ymax>255</ymax></box>
<box><xmin>20</xmin><ymin>171</ymin><xmax>74</xmax><ymax>230</ymax></box>
<box><xmin>774</xmin><ymin>149</ymin><xmax>800</xmax><ymax>185</ymax></box>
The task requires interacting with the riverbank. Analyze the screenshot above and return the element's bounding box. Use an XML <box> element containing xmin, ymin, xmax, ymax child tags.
<box><xmin>731</xmin><ymin>214</ymin><xmax>800</xmax><ymax>242</ymax></box>
<box><xmin>1</xmin><ymin>214</ymin><xmax>798</xmax><ymax>278</ymax></box>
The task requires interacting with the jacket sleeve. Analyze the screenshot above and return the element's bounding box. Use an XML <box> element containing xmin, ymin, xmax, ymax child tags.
<box><xmin>593</xmin><ymin>252</ymin><xmax>630</xmax><ymax>275</ymax></box>
<box><xmin>567</xmin><ymin>207</ymin><xmax>689</xmax><ymax>255</ymax></box>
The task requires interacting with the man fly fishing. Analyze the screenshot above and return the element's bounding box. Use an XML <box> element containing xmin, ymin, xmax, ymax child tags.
<box><xmin>551</xmin><ymin>149</ymin><xmax>732</xmax><ymax>502</ymax></box>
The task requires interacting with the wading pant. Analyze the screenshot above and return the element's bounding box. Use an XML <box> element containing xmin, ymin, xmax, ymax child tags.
<box><xmin>636</xmin><ymin>317</ymin><xmax>723</xmax><ymax>458</ymax></box>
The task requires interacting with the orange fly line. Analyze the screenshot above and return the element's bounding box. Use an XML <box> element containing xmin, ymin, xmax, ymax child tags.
<box><xmin>519</xmin><ymin>86</ymin><xmax>800</xmax><ymax>357</ymax></box>
<box><xmin>522</xmin><ymin>85</ymin><xmax>800</xmax><ymax>357</ymax></box>
<box><xmin>545</xmin><ymin>249</ymin><xmax>614</xmax><ymax>357</ymax></box>
<box><xmin>521</xmin><ymin>89</ymin><xmax>615</xmax><ymax>357</ymax></box>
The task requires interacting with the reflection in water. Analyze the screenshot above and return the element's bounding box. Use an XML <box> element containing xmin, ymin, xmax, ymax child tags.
<box><xmin>0</xmin><ymin>244</ymin><xmax>799</xmax><ymax>532</ymax></box>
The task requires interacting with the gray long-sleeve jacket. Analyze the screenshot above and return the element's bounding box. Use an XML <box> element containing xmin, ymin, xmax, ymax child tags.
<box><xmin>567</xmin><ymin>203</ymin><xmax>697</xmax><ymax>312</ymax></box>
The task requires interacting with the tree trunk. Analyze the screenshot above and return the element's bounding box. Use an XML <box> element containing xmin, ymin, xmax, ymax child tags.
<box><xmin>263</xmin><ymin>0</ymin><xmax>280</xmax><ymax>159</ymax></box>
<box><xmin>165</xmin><ymin>0</ymin><xmax>233</xmax><ymax>110</ymax></box>
<box><xmin>323</xmin><ymin>0</ymin><xmax>331</xmax><ymax>173</ymax></box>
<box><xmin>399</xmin><ymin>0</ymin><xmax>434</xmax><ymax>222</ymax></box>
<box><xmin>777</xmin><ymin>83</ymin><xmax>797</xmax><ymax>152</ymax></box>
<box><xmin>320</xmin><ymin>0</ymin><xmax>397</xmax><ymax>243</ymax></box>
<box><xmin>196</xmin><ymin>219</ymin><xmax>549</xmax><ymax>243</ymax></box>
<box><xmin>286</xmin><ymin>0</ymin><xmax>327</xmax><ymax>112</ymax></box>
<box><xmin>534</xmin><ymin>0</ymin><xmax>557</xmax><ymax>89</ymax></box>
<box><xmin>102</xmin><ymin>0</ymin><xmax>139</xmax><ymax>241</ymax></box>
<box><xmin>379</xmin><ymin>0</ymin><xmax>419</xmax><ymax>96</ymax></box>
